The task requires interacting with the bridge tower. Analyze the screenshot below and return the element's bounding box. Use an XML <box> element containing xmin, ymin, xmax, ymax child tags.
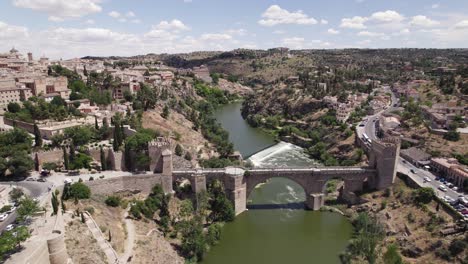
<box><xmin>369</xmin><ymin>137</ymin><xmax>400</xmax><ymax>190</ymax></box>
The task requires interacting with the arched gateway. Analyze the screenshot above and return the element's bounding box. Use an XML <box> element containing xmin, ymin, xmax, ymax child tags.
<box><xmin>169</xmin><ymin>138</ymin><xmax>400</xmax><ymax>215</ymax></box>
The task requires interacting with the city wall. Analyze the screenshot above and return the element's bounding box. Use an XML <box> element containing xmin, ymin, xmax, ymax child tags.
<box><xmin>85</xmin><ymin>174</ymin><xmax>172</xmax><ymax>196</ymax></box>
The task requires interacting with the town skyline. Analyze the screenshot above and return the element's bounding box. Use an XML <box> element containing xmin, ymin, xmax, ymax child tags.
<box><xmin>1</xmin><ymin>0</ymin><xmax>468</xmax><ymax>59</ymax></box>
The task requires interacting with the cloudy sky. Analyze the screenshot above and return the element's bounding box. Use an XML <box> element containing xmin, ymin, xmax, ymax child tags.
<box><xmin>1</xmin><ymin>0</ymin><xmax>468</xmax><ymax>59</ymax></box>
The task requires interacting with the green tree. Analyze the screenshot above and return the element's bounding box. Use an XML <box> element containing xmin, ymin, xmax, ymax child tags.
<box><xmin>51</xmin><ymin>192</ymin><xmax>59</xmax><ymax>215</ymax></box>
<box><xmin>64</xmin><ymin>126</ymin><xmax>94</xmax><ymax>146</ymax></box>
<box><xmin>105</xmin><ymin>196</ymin><xmax>121</xmax><ymax>207</ymax></box>
<box><xmin>136</xmin><ymin>84</ymin><xmax>157</xmax><ymax>111</ymax></box>
<box><xmin>7</xmin><ymin>102</ymin><xmax>21</xmax><ymax>113</ymax></box>
<box><xmin>175</xmin><ymin>144</ymin><xmax>183</xmax><ymax>156</ymax></box>
<box><xmin>63</xmin><ymin>147</ymin><xmax>69</xmax><ymax>170</ymax></box>
<box><xmin>413</xmin><ymin>187</ymin><xmax>434</xmax><ymax>204</ymax></box>
<box><xmin>180</xmin><ymin>218</ymin><xmax>207</xmax><ymax>261</ymax></box>
<box><xmin>33</xmin><ymin>123</ymin><xmax>42</xmax><ymax>147</ymax></box>
<box><xmin>100</xmin><ymin>147</ymin><xmax>107</xmax><ymax>171</ymax></box>
<box><xmin>64</xmin><ymin>182</ymin><xmax>91</xmax><ymax>200</ymax></box>
<box><xmin>208</xmin><ymin>180</ymin><xmax>235</xmax><ymax>222</ymax></box>
<box><xmin>17</xmin><ymin>197</ymin><xmax>40</xmax><ymax>221</ymax></box>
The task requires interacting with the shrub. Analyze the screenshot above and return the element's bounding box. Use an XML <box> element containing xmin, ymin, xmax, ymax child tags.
<box><xmin>63</xmin><ymin>182</ymin><xmax>91</xmax><ymax>200</ymax></box>
<box><xmin>413</xmin><ymin>187</ymin><xmax>434</xmax><ymax>204</ymax></box>
<box><xmin>105</xmin><ymin>196</ymin><xmax>121</xmax><ymax>207</ymax></box>
<box><xmin>449</xmin><ymin>239</ymin><xmax>466</xmax><ymax>256</ymax></box>
<box><xmin>84</xmin><ymin>206</ymin><xmax>95</xmax><ymax>215</ymax></box>
<box><xmin>383</xmin><ymin>244</ymin><xmax>403</xmax><ymax>264</ymax></box>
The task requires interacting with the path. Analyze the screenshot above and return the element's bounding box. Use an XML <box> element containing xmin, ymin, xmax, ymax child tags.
<box><xmin>83</xmin><ymin>211</ymin><xmax>120</xmax><ymax>264</ymax></box>
<box><xmin>120</xmin><ymin>210</ymin><xmax>136</xmax><ymax>263</ymax></box>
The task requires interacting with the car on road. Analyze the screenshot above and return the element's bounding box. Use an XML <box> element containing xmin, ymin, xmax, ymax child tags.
<box><xmin>447</xmin><ymin>183</ymin><xmax>455</xmax><ymax>189</ymax></box>
<box><xmin>410</xmin><ymin>169</ymin><xmax>416</xmax><ymax>174</ymax></box>
<box><xmin>453</xmin><ymin>187</ymin><xmax>459</xmax><ymax>192</ymax></box>
<box><xmin>359</xmin><ymin>123</ymin><xmax>365</xmax><ymax>127</ymax></box>
<box><xmin>5</xmin><ymin>224</ymin><xmax>14</xmax><ymax>231</ymax></box>
<box><xmin>461</xmin><ymin>209</ymin><xmax>468</xmax><ymax>215</ymax></box>
<box><xmin>0</xmin><ymin>214</ymin><xmax>8</xmax><ymax>221</ymax></box>
<box><xmin>64</xmin><ymin>178</ymin><xmax>73</xmax><ymax>184</ymax></box>
<box><xmin>423</xmin><ymin>177</ymin><xmax>431</xmax><ymax>182</ymax></box>
<box><xmin>439</xmin><ymin>185</ymin><xmax>448</xmax><ymax>192</ymax></box>
<box><xmin>25</xmin><ymin>177</ymin><xmax>35</xmax><ymax>181</ymax></box>
<box><xmin>37</xmin><ymin>178</ymin><xmax>47</xmax><ymax>182</ymax></box>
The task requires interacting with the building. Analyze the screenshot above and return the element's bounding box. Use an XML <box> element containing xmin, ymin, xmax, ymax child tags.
<box><xmin>400</xmin><ymin>147</ymin><xmax>431</xmax><ymax>167</ymax></box>
<box><xmin>113</xmin><ymin>81</ymin><xmax>140</xmax><ymax>100</ymax></box>
<box><xmin>16</xmin><ymin>76</ymin><xmax>70</xmax><ymax>99</ymax></box>
<box><xmin>0</xmin><ymin>79</ymin><xmax>32</xmax><ymax>106</ymax></box>
<box><xmin>431</xmin><ymin>158</ymin><xmax>468</xmax><ymax>188</ymax></box>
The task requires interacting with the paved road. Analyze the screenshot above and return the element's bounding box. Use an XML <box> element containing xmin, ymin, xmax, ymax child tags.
<box><xmin>397</xmin><ymin>157</ymin><xmax>461</xmax><ymax>201</ymax></box>
<box><xmin>0</xmin><ymin>181</ymin><xmax>52</xmax><ymax>231</ymax></box>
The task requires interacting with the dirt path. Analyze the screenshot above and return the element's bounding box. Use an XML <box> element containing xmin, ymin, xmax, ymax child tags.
<box><xmin>120</xmin><ymin>210</ymin><xmax>135</xmax><ymax>263</ymax></box>
<box><xmin>84</xmin><ymin>211</ymin><xmax>120</xmax><ymax>264</ymax></box>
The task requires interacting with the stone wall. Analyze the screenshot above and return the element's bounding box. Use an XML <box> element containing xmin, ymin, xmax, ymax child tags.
<box><xmin>4</xmin><ymin>117</ymin><xmax>34</xmax><ymax>133</ymax></box>
<box><xmin>85</xmin><ymin>174</ymin><xmax>172</xmax><ymax>196</ymax></box>
<box><xmin>33</xmin><ymin>149</ymin><xmax>64</xmax><ymax>170</ymax></box>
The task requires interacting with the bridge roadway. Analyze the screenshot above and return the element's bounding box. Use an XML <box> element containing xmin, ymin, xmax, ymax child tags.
<box><xmin>173</xmin><ymin>166</ymin><xmax>376</xmax><ymax>175</ymax></box>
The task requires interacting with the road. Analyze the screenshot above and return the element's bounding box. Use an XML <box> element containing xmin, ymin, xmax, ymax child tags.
<box><xmin>0</xmin><ymin>181</ymin><xmax>52</xmax><ymax>231</ymax></box>
<box><xmin>358</xmin><ymin>86</ymin><xmax>462</xmax><ymax>204</ymax></box>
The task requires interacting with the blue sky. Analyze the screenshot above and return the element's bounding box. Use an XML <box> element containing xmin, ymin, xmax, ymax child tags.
<box><xmin>1</xmin><ymin>0</ymin><xmax>468</xmax><ymax>59</ymax></box>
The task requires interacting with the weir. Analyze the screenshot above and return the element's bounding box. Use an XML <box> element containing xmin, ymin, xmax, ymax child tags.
<box><xmin>247</xmin><ymin>141</ymin><xmax>315</xmax><ymax>167</ymax></box>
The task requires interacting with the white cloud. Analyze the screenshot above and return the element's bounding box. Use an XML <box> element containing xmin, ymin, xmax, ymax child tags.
<box><xmin>84</xmin><ymin>19</ymin><xmax>95</xmax><ymax>25</ymax></box>
<box><xmin>392</xmin><ymin>28</ymin><xmax>410</xmax><ymax>36</ymax></box>
<box><xmin>200</xmin><ymin>33</ymin><xmax>232</xmax><ymax>41</ymax></box>
<box><xmin>225</xmin><ymin>29</ymin><xmax>246</xmax><ymax>36</ymax></box>
<box><xmin>13</xmin><ymin>0</ymin><xmax>102</xmax><ymax>20</ymax></box>
<box><xmin>258</xmin><ymin>5</ymin><xmax>317</xmax><ymax>26</ymax></box>
<box><xmin>432</xmin><ymin>4</ymin><xmax>440</xmax><ymax>9</ymax></box>
<box><xmin>357</xmin><ymin>31</ymin><xmax>385</xmax><ymax>37</ymax></box>
<box><xmin>126</xmin><ymin>11</ymin><xmax>135</xmax><ymax>18</ymax></box>
<box><xmin>48</xmin><ymin>16</ymin><xmax>64</xmax><ymax>22</ymax></box>
<box><xmin>369</xmin><ymin>10</ymin><xmax>405</xmax><ymax>23</ymax></box>
<box><xmin>108</xmin><ymin>11</ymin><xmax>121</xmax><ymax>18</ymax></box>
<box><xmin>327</xmin><ymin>28</ymin><xmax>340</xmax><ymax>34</ymax></box>
<box><xmin>183</xmin><ymin>0</ymin><xmax>192</xmax><ymax>2</ymax></box>
<box><xmin>281</xmin><ymin>37</ymin><xmax>305</xmax><ymax>49</ymax></box>
<box><xmin>131</xmin><ymin>19</ymin><xmax>142</xmax><ymax>24</ymax></box>
<box><xmin>410</xmin><ymin>15</ymin><xmax>440</xmax><ymax>27</ymax></box>
<box><xmin>46</xmin><ymin>27</ymin><xmax>136</xmax><ymax>43</ymax></box>
<box><xmin>273</xmin><ymin>30</ymin><xmax>285</xmax><ymax>34</ymax></box>
<box><xmin>153</xmin><ymin>19</ymin><xmax>190</xmax><ymax>32</ymax></box>
<box><xmin>340</xmin><ymin>16</ymin><xmax>368</xmax><ymax>29</ymax></box>
<box><xmin>118</xmin><ymin>18</ymin><xmax>127</xmax><ymax>23</ymax></box>
<box><xmin>320</xmin><ymin>19</ymin><xmax>328</xmax><ymax>25</ymax></box>
<box><xmin>454</xmin><ymin>20</ymin><xmax>468</xmax><ymax>29</ymax></box>
<box><xmin>0</xmin><ymin>21</ymin><xmax>29</xmax><ymax>40</ymax></box>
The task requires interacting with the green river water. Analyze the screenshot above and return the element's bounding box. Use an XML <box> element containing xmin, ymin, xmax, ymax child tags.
<box><xmin>201</xmin><ymin>102</ymin><xmax>352</xmax><ymax>264</ymax></box>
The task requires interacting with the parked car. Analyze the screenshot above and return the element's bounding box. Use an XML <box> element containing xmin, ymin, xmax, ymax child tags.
<box><xmin>64</xmin><ymin>178</ymin><xmax>73</xmax><ymax>184</ymax></box>
<box><xmin>0</xmin><ymin>214</ymin><xmax>8</xmax><ymax>221</ymax></box>
<box><xmin>447</xmin><ymin>183</ymin><xmax>455</xmax><ymax>188</ymax></box>
<box><xmin>423</xmin><ymin>177</ymin><xmax>431</xmax><ymax>182</ymax></box>
<box><xmin>37</xmin><ymin>178</ymin><xmax>47</xmax><ymax>182</ymax></box>
<box><xmin>439</xmin><ymin>185</ymin><xmax>448</xmax><ymax>192</ymax></box>
<box><xmin>461</xmin><ymin>209</ymin><xmax>468</xmax><ymax>215</ymax></box>
<box><xmin>410</xmin><ymin>169</ymin><xmax>416</xmax><ymax>174</ymax></box>
<box><xmin>6</xmin><ymin>206</ymin><xmax>16</xmax><ymax>214</ymax></box>
<box><xmin>25</xmin><ymin>177</ymin><xmax>35</xmax><ymax>181</ymax></box>
<box><xmin>5</xmin><ymin>224</ymin><xmax>14</xmax><ymax>231</ymax></box>
<box><xmin>459</xmin><ymin>197</ymin><xmax>468</xmax><ymax>206</ymax></box>
<box><xmin>453</xmin><ymin>187</ymin><xmax>459</xmax><ymax>192</ymax></box>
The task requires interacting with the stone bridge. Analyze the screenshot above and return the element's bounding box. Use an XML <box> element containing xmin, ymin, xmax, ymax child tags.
<box><xmin>167</xmin><ymin>137</ymin><xmax>401</xmax><ymax>215</ymax></box>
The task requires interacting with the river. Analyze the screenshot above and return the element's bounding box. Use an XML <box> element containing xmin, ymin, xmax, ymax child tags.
<box><xmin>200</xmin><ymin>102</ymin><xmax>352</xmax><ymax>264</ymax></box>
